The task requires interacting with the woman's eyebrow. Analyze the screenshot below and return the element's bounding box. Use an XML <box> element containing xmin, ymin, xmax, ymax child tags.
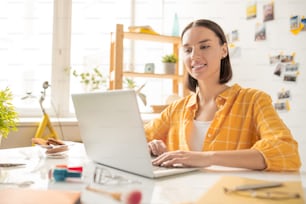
<box><xmin>182</xmin><ymin>39</ymin><xmax>211</xmax><ymax>47</ymax></box>
<box><xmin>198</xmin><ymin>39</ymin><xmax>211</xmax><ymax>44</ymax></box>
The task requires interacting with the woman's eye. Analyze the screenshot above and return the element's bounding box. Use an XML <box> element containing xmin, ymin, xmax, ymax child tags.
<box><xmin>183</xmin><ymin>48</ymin><xmax>192</xmax><ymax>53</ymax></box>
<box><xmin>200</xmin><ymin>45</ymin><xmax>209</xmax><ymax>49</ymax></box>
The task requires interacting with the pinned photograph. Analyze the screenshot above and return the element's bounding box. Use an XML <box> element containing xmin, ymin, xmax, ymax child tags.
<box><xmin>274</xmin><ymin>100</ymin><xmax>290</xmax><ymax>112</ymax></box>
<box><xmin>273</xmin><ymin>63</ymin><xmax>283</xmax><ymax>77</ymax></box>
<box><xmin>290</xmin><ymin>15</ymin><xmax>305</xmax><ymax>35</ymax></box>
<box><xmin>290</xmin><ymin>15</ymin><xmax>300</xmax><ymax>30</ymax></box>
<box><xmin>283</xmin><ymin>74</ymin><xmax>297</xmax><ymax>82</ymax></box>
<box><xmin>255</xmin><ymin>23</ymin><xmax>266</xmax><ymax>41</ymax></box>
<box><xmin>263</xmin><ymin>2</ymin><xmax>274</xmax><ymax>22</ymax></box>
<box><xmin>301</xmin><ymin>17</ymin><xmax>306</xmax><ymax>31</ymax></box>
<box><xmin>231</xmin><ymin>30</ymin><xmax>239</xmax><ymax>42</ymax></box>
<box><xmin>280</xmin><ymin>54</ymin><xmax>295</xmax><ymax>63</ymax></box>
<box><xmin>277</xmin><ymin>89</ymin><xmax>291</xmax><ymax>100</ymax></box>
<box><xmin>246</xmin><ymin>0</ymin><xmax>257</xmax><ymax>20</ymax></box>
<box><xmin>269</xmin><ymin>54</ymin><xmax>280</xmax><ymax>64</ymax></box>
<box><xmin>226</xmin><ymin>30</ymin><xmax>239</xmax><ymax>44</ymax></box>
<box><xmin>285</xmin><ymin>63</ymin><xmax>299</xmax><ymax>72</ymax></box>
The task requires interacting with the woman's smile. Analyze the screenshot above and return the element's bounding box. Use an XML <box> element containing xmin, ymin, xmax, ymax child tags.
<box><xmin>192</xmin><ymin>63</ymin><xmax>207</xmax><ymax>72</ymax></box>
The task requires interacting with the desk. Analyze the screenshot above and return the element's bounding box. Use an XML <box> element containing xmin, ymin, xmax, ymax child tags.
<box><xmin>0</xmin><ymin>142</ymin><xmax>305</xmax><ymax>203</ymax></box>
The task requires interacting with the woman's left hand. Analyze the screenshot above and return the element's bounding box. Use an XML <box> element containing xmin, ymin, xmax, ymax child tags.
<box><xmin>152</xmin><ymin>150</ymin><xmax>212</xmax><ymax>168</ymax></box>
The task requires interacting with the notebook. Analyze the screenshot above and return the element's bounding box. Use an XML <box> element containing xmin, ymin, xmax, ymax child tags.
<box><xmin>71</xmin><ymin>89</ymin><xmax>198</xmax><ymax>178</ymax></box>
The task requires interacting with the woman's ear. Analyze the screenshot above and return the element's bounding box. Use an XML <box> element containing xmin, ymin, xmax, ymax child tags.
<box><xmin>221</xmin><ymin>43</ymin><xmax>228</xmax><ymax>58</ymax></box>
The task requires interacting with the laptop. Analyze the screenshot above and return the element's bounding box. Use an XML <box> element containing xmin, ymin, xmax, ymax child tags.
<box><xmin>71</xmin><ymin>89</ymin><xmax>198</xmax><ymax>178</ymax></box>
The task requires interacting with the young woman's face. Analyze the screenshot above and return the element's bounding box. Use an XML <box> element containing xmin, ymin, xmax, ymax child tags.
<box><xmin>182</xmin><ymin>26</ymin><xmax>227</xmax><ymax>83</ymax></box>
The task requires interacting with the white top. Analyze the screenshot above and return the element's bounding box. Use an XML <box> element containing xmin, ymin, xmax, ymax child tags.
<box><xmin>189</xmin><ymin>120</ymin><xmax>211</xmax><ymax>151</ymax></box>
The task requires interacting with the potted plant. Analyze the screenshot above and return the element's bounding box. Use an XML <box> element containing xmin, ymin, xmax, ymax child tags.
<box><xmin>161</xmin><ymin>54</ymin><xmax>177</xmax><ymax>74</ymax></box>
<box><xmin>71</xmin><ymin>67</ymin><xmax>108</xmax><ymax>91</ymax></box>
<box><xmin>0</xmin><ymin>87</ymin><xmax>18</xmax><ymax>142</ymax></box>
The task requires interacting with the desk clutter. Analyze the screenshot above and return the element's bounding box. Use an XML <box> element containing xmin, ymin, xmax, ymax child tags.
<box><xmin>0</xmin><ymin>162</ymin><xmax>143</xmax><ymax>204</ymax></box>
<box><xmin>0</xmin><ymin>142</ymin><xmax>304</xmax><ymax>204</ymax></box>
<box><xmin>32</xmin><ymin>137</ymin><xmax>69</xmax><ymax>158</ymax></box>
<box><xmin>49</xmin><ymin>164</ymin><xmax>83</xmax><ymax>182</ymax></box>
<box><xmin>0</xmin><ymin>140</ymin><xmax>143</xmax><ymax>204</ymax></box>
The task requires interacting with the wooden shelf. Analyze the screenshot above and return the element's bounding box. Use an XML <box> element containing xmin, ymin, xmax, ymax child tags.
<box><xmin>109</xmin><ymin>24</ymin><xmax>188</xmax><ymax>96</ymax></box>
<box><xmin>123</xmin><ymin>71</ymin><xmax>184</xmax><ymax>81</ymax></box>
<box><xmin>122</xmin><ymin>32</ymin><xmax>181</xmax><ymax>44</ymax></box>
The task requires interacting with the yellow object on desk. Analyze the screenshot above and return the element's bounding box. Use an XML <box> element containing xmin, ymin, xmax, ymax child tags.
<box><xmin>34</xmin><ymin>113</ymin><xmax>58</xmax><ymax>141</ymax></box>
<box><xmin>196</xmin><ymin>176</ymin><xmax>304</xmax><ymax>204</ymax></box>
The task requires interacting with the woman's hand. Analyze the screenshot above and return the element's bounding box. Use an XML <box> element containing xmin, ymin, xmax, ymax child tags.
<box><xmin>151</xmin><ymin>149</ymin><xmax>267</xmax><ymax>170</ymax></box>
<box><xmin>152</xmin><ymin>150</ymin><xmax>212</xmax><ymax>168</ymax></box>
<box><xmin>148</xmin><ymin>139</ymin><xmax>167</xmax><ymax>156</ymax></box>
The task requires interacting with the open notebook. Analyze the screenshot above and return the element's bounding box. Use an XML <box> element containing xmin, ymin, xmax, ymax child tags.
<box><xmin>71</xmin><ymin>89</ymin><xmax>197</xmax><ymax>178</ymax></box>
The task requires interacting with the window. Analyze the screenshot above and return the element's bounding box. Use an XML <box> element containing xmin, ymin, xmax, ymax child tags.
<box><xmin>3</xmin><ymin>0</ymin><xmax>177</xmax><ymax>118</ymax></box>
<box><xmin>1</xmin><ymin>0</ymin><xmax>53</xmax><ymax>117</ymax></box>
<box><xmin>69</xmin><ymin>0</ymin><xmax>132</xmax><ymax>111</ymax></box>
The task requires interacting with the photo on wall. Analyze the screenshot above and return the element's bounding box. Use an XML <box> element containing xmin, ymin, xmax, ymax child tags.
<box><xmin>246</xmin><ymin>0</ymin><xmax>257</xmax><ymax>19</ymax></box>
<box><xmin>277</xmin><ymin>89</ymin><xmax>291</xmax><ymax>100</ymax></box>
<box><xmin>302</xmin><ymin>17</ymin><xmax>306</xmax><ymax>31</ymax></box>
<box><xmin>269</xmin><ymin>52</ymin><xmax>295</xmax><ymax>64</ymax></box>
<box><xmin>283</xmin><ymin>75</ymin><xmax>297</xmax><ymax>82</ymax></box>
<box><xmin>274</xmin><ymin>100</ymin><xmax>290</xmax><ymax>112</ymax></box>
<box><xmin>283</xmin><ymin>63</ymin><xmax>299</xmax><ymax>83</ymax></box>
<box><xmin>263</xmin><ymin>1</ymin><xmax>274</xmax><ymax>22</ymax></box>
<box><xmin>285</xmin><ymin>63</ymin><xmax>299</xmax><ymax>72</ymax></box>
<box><xmin>255</xmin><ymin>23</ymin><xmax>266</xmax><ymax>41</ymax></box>
<box><xmin>290</xmin><ymin>15</ymin><xmax>300</xmax><ymax>30</ymax></box>
<box><xmin>269</xmin><ymin>54</ymin><xmax>280</xmax><ymax>64</ymax></box>
<box><xmin>273</xmin><ymin>63</ymin><xmax>283</xmax><ymax>77</ymax></box>
<box><xmin>290</xmin><ymin>15</ymin><xmax>306</xmax><ymax>35</ymax></box>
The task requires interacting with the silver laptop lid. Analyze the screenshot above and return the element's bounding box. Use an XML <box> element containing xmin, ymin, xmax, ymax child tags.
<box><xmin>72</xmin><ymin>89</ymin><xmax>155</xmax><ymax>178</ymax></box>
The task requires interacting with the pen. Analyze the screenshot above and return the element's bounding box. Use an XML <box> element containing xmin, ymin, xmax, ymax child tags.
<box><xmin>224</xmin><ymin>181</ymin><xmax>283</xmax><ymax>192</ymax></box>
<box><xmin>0</xmin><ymin>163</ymin><xmax>26</xmax><ymax>168</ymax></box>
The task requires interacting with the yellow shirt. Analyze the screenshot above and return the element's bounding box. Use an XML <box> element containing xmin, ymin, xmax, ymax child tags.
<box><xmin>145</xmin><ymin>84</ymin><xmax>301</xmax><ymax>171</ymax></box>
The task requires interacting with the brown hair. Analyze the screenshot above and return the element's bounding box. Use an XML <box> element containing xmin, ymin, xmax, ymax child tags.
<box><xmin>181</xmin><ymin>19</ymin><xmax>233</xmax><ymax>92</ymax></box>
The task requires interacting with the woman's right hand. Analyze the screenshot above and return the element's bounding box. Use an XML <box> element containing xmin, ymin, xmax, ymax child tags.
<box><xmin>148</xmin><ymin>139</ymin><xmax>167</xmax><ymax>156</ymax></box>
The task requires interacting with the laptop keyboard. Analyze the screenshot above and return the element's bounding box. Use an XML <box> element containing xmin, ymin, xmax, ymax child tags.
<box><xmin>153</xmin><ymin>165</ymin><xmax>167</xmax><ymax>171</ymax></box>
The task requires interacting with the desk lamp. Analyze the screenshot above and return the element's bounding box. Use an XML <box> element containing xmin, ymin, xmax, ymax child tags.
<box><xmin>33</xmin><ymin>81</ymin><xmax>58</xmax><ymax>140</ymax></box>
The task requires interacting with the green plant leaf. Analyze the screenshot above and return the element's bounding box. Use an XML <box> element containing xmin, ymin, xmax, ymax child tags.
<box><xmin>0</xmin><ymin>87</ymin><xmax>18</xmax><ymax>138</ymax></box>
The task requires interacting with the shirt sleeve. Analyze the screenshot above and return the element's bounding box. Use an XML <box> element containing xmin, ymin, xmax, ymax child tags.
<box><xmin>144</xmin><ymin>107</ymin><xmax>171</xmax><ymax>143</ymax></box>
<box><xmin>250</xmin><ymin>91</ymin><xmax>301</xmax><ymax>171</ymax></box>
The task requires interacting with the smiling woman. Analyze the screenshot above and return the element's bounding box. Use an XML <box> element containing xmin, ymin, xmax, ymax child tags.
<box><xmin>145</xmin><ymin>19</ymin><xmax>301</xmax><ymax>172</ymax></box>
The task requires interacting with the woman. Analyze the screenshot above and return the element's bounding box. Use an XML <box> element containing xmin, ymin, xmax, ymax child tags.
<box><xmin>145</xmin><ymin>19</ymin><xmax>301</xmax><ymax>171</ymax></box>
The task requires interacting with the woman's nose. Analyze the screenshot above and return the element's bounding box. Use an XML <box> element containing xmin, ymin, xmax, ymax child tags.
<box><xmin>191</xmin><ymin>49</ymin><xmax>200</xmax><ymax>60</ymax></box>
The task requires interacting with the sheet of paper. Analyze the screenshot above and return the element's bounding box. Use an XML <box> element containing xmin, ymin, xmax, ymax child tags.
<box><xmin>196</xmin><ymin>176</ymin><xmax>304</xmax><ymax>204</ymax></box>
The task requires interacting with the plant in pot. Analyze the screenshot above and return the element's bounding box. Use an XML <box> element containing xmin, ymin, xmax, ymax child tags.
<box><xmin>0</xmin><ymin>87</ymin><xmax>18</xmax><ymax>143</ymax></box>
<box><xmin>71</xmin><ymin>67</ymin><xmax>108</xmax><ymax>91</ymax></box>
<box><xmin>161</xmin><ymin>54</ymin><xmax>177</xmax><ymax>74</ymax></box>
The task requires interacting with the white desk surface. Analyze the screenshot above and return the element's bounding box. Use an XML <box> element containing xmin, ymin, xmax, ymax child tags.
<box><xmin>0</xmin><ymin>142</ymin><xmax>305</xmax><ymax>204</ymax></box>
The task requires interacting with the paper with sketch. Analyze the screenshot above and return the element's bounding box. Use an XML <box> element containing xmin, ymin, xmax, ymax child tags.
<box><xmin>196</xmin><ymin>175</ymin><xmax>304</xmax><ymax>204</ymax></box>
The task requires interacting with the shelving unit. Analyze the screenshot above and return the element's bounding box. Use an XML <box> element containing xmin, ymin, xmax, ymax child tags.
<box><xmin>109</xmin><ymin>24</ymin><xmax>188</xmax><ymax>96</ymax></box>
